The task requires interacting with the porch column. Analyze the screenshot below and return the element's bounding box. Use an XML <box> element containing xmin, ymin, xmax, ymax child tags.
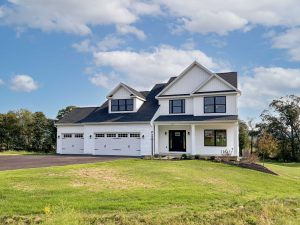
<box><xmin>154</xmin><ymin>124</ymin><xmax>159</xmax><ymax>155</ymax></box>
<box><xmin>191</xmin><ymin>124</ymin><xmax>196</xmax><ymax>155</ymax></box>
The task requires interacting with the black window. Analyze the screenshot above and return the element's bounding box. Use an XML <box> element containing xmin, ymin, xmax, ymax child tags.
<box><xmin>111</xmin><ymin>99</ymin><xmax>134</xmax><ymax>111</ymax></box>
<box><xmin>204</xmin><ymin>96</ymin><xmax>226</xmax><ymax>113</ymax></box>
<box><xmin>169</xmin><ymin>99</ymin><xmax>185</xmax><ymax>114</ymax></box>
<box><xmin>204</xmin><ymin>130</ymin><xmax>227</xmax><ymax>146</ymax></box>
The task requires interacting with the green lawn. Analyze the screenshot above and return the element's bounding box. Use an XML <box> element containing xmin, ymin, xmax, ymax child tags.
<box><xmin>0</xmin><ymin>150</ymin><xmax>53</xmax><ymax>155</ymax></box>
<box><xmin>0</xmin><ymin>159</ymin><xmax>299</xmax><ymax>225</ymax></box>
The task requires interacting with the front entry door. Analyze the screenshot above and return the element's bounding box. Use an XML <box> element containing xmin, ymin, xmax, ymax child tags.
<box><xmin>169</xmin><ymin>130</ymin><xmax>186</xmax><ymax>152</ymax></box>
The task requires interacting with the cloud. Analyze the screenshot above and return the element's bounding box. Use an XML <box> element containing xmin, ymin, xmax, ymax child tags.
<box><xmin>91</xmin><ymin>45</ymin><xmax>226</xmax><ymax>89</ymax></box>
<box><xmin>271</xmin><ymin>28</ymin><xmax>300</xmax><ymax>61</ymax></box>
<box><xmin>97</xmin><ymin>35</ymin><xmax>125</xmax><ymax>51</ymax></box>
<box><xmin>239</xmin><ymin>67</ymin><xmax>300</xmax><ymax>112</ymax></box>
<box><xmin>157</xmin><ymin>0</ymin><xmax>300</xmax><ymax>35</ymax></box>
<box><xmin>0</xmin><ymin>79</ymin><xmax>4</xmax><ymax>85</ymax></box>
<box><xmin>89</xmin><ymin>72</ymin><xmax>120</xmax><ymax>89</ymax></box>
<box><xmin>10</xmin><ymin>75</ymin><xmax>39</xmax><ymax>92</ymax></box>
<box><xmin>72</xmin><ymin>39</ymin><xmax>95</xmax><ymax>53</ymax></box>
<box><xmin>116</xmin><ymin>25</ymin><xmax>146</xmax><ymax>40</ymax></box>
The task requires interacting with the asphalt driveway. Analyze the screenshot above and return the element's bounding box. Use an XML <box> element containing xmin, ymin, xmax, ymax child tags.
<box><xmin>0</xmin><ymin>155</ymin><xmax>129</xmax><ymax>171</ymax></box>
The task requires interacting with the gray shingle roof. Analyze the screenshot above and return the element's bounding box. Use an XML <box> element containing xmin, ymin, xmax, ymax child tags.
<box><xmin>155</xmin><ymin>115</ymin><xmax>238</xmax><ymax>122</ymax></box>
<box><xmin>57</xmin><ymin>84</ymin><xmax>166</xmax><ymax>124</ymax></box>
<box><xmin>216</xmin><ymin>72</ymin><xmax>238</xmax><ymax>88</ymax></box>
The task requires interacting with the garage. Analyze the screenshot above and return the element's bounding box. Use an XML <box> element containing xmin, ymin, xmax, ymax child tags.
<box><xmin>61</xmin><ymin>133</ymin><xmax>84</xmax><ymax>154</ymax></box>
<box><xmin>94</xmin><ymin>133</ymin><xmax>141</xmax><ymax>156</ymax></box>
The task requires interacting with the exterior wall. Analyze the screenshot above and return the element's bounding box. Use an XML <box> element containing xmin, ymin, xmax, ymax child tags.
<box><xmin>158</xmin><ymin>98</ymin><xmax>193</xmax><ymax>115</ymax></box>
<box><xmin>112</xmin><ymin>86</ymin><xmax>131</xmax><ymax>99</ymax></box>
<box><xmin>157</xmin><ymin>125</ymin><xmax>192</xmax><ymax>154</ymax></box>
<box><xmin>155</xmin><ymin>122</ymin><xmax>239</xmax><ymax>157</ymax></box>
<box><xmin>136</xmin><ymin>98</ymin><xmax>144</xmax><ymax>111</ymax></box>
<box><xmin>164</xmin><ymin>66</ymin><xmax>210</xmax><ymax>95</ymax></box>
<box><xmin>195</xmin><ymin>123</ymin><xmax>238</xmax><ymax>156</ymax></box>
<box><xmin>57</xmin><ymin>124</ymin><xmax>153</xmax><ymax>156</ymax></box>
<box><xmin>196</xmin><ymin>77</ymin><xmax>232</xmax><ymax>92</ymax></box>
<box><xmin>193</xmin><ymin>94</ymin><xmax>238</xmax><ymax>116</ymax></box>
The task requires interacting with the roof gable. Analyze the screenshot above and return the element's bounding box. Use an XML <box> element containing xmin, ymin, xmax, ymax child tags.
<box><xmin>157</xmin><ymin>61</ymin><xmax>212</xmax><ymax>97</ymax></box>
<box><xmin>107</xmin><ymin>83</ymin><xmax>146</xmax><ymax>100</ymax></box>
<box><xmin>193</xmin><ymin>76</ymin><xmax>234</xmax><ymax>93</ymax></box>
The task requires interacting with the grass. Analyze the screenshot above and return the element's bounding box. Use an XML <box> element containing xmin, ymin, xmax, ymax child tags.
<box><xmin>0</xmin><ymin>150</ymin><xmax>53</xmax><ymax>155</ymax></box>
<box><xmin>0</xmin><ymin>159</ymin><xmax>299</xmax><ymax>224</ymax></box>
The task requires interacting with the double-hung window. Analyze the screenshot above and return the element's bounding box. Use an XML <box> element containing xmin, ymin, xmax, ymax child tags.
<box><xmin>204</xmin><ymin>96</ymin><xmax>226</xmax><ymax>113</ymax></box>
<box><xmin>169</xmin><ymin>99</ymin><xmax>185</xmax><ymax>114</ymax></box>
<box><xmin>111</xmin><ymin>99</ymin><xmax>134</xmax><ymax>112</ymax></box>
<box><xmin>204</xmin><ymin>130</ymin><xmax>227</xmax><ymax>146</ymax></box>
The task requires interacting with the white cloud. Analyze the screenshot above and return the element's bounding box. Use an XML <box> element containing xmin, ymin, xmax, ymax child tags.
<box><xmin>10</xmin><ymin>75</ymin><xmax>39</xmax><ymax>92</ymax></box>
<box><xmin>157</xmin><ymin>0</ymin><xmax>300</xmax><ymax>35</ymax></box>
<box><xmin>89</xmin><ymin>72</ymin><xmax>119</xmax><ymax>89</ymax></box>
<box><xmin>239</xmin><ymin>67</ymin><xmax>300</xmax><ymax>111</ymax></box>
<box><xmin>271</xmin><ymin>28</ymin><xmax>300</xmax><ymax>61</ymax></box>
<box><xmin>72</xmin><ymin>39</ymin><xmax>95</xmax><ymax>53</ymax></box>
<box><xmin>97</xmin><ymin>35</ymin><xmax>125</xmax><ymax>51</ymax></box>
<box><xmin>0</xmin><ymin>79</ymin><xmax>4</xmax><ymax>85</ymax></box>
<box><xmin>116</xmin><ymin>25</ymin><xmax>146</xmax><ymax>40</ymax></box>
<box><xmin>92</xmin><ymin>45</ymin><xmax>225</xmax><ymax>89</ymax></box>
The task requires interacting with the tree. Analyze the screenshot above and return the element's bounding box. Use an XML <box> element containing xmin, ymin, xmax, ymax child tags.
<box><xmin>247</xmin><ymin>119</ymin><xmax>257</xmax><ymax>154</ymax></box>
<box><xmin>257</xmin><ymin>132</ymin><xmax>278</xmax><ymax>166</ymax></box>
<box><xmin>56</xmin><ymin>106</ymin><xmax>76</xmax><ymax>120</ymax></box>
<box><xmin>239</xmin><ymin>120</ymin><xmax>249</xmax><ymax>156</ymax></box>
<box><xmin>31</xmin><ymin>112</ymin><xmax>49</xmax><ymax>151</ymax></box>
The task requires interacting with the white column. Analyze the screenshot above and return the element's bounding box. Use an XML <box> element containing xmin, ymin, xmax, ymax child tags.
<box><xmin>191</xmin><ymin>124</ymin><xmax>196</xmax><ymax>155</ymax></box>
<box><xmin>154</xmin><ymin>124</ymin><xmax>159</xmax><ymax>155</ymax></box>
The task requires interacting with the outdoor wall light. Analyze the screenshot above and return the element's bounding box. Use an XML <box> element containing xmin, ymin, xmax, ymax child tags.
<box><xmin>58</xmin><ymin>135</ymin><xmax>60</xmax><ymax>139</ymax></box>
<box><xmin>188</xmin><ymin>132</ymin><xmax>190</xmax><ymax>135</ymax></box>
<box><xmin>165</xmin><ymin>132</ymin><xmax>167</xmax><ymax>135</ymax></box>
<box><xmin>89</xmin><ymin>135</ymin><xmax>92</xmax><ymax>139</ymax></box>
<box><xmin>142</xmin><ymin>135</ymin><xmax>145</xmax><ymax>139</ymax></box>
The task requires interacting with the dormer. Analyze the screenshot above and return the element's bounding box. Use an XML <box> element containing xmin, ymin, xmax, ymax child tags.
<box><xmin>107</xmin><ymin>83</ymin><xmax>146</xmax><ymax>113</ymax></box>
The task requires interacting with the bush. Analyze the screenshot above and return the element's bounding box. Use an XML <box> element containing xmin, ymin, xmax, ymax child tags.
<box><xmin>194</xmin><ymin>155</ymin><xmax>200</xmax><ymax>160</ymax></box>
<box><xmin>245</xmin><ymin>154</ymin><xmax>260</xmax><ymax>164</ymax></box>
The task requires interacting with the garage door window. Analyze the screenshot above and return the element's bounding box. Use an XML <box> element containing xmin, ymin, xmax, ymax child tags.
<box><xmin>107</xmin><ymin>133</ymin><xmax>116</xmax><ymax>137</ymax></box>
<box><xmin>63</xmin><ymin>134</ymin><xmax>72</xmax><ymax>138</ymax></box>
<box><xmin>75</xmin><ymin>134</ymin><xmax>83</xmax><ymax>138</ymax></box>
<box><xmin>118</xmin><ymin>133</ymin><xmax>128</xmax><ymax>137</ymax></box>
<box><xmin>95</xmin><ymin>133</ymin><xmax>105</xmax><ymax>138</ymax></box>
<box><xmin>130</xmin><ymin>133</ymin><xmax>140</xmax><ymax>138</ymax></box>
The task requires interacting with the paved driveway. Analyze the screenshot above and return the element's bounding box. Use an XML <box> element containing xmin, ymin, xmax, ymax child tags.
<box><xmin>0</xmin><ymin>155</ymin><xmax>129</xmax><ymax>171</ymax></box>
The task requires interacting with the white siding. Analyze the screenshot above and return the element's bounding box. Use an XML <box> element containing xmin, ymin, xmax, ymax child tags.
<box><xmin>196</xmin><ymin>77</ymin><xmax>232</xmax><ymax>92</ymax></box>
<box><xmin>136</xmin><ymin>98</ymin><xmax>144</xmax><ymax>111</ymax></box>
<box><xmin>164</xmin><ymin>66</ymin><xmax>211</xmax><ymax>95</ymax></box>
<box><xmin>112</xmin><ymin>86</ymin><xmax>131</xmax><ymax>99</ymax></box>
<box><xmin>158</xmin><ymin>98</ymin><xmax>193</xmax><ymax>115</ymax></box>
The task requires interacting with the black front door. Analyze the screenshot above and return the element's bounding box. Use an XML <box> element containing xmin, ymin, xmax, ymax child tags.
<box><xmin>169</xmin><ymin>130</ymin><xmax>186</xmax><ymax>152</ymax></box>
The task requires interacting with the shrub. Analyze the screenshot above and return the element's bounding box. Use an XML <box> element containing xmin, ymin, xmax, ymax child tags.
<box><xmin>194</xmin><ymin>155</ymin><xmax>200</xmax><ymax>160</ymax></box>
<box><xmin>245</xmin><ymin>154</ymin><xmax>260</xmax><ymax>164</ymax></box>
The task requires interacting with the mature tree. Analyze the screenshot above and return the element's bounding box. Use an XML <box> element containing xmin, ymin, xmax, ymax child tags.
<box><xmin>239</xmin><ymin>120</ymin><xmax>249</xmax><ymax>156</ymax></box>
<box><xmin>247</xmin><ymin>119</ymin><xmax>258</xmax><ymax>154</ymax></box>
<box><xmin>31</xmin><ymin>112</ymin><xmax>49</xmax><ymax>151</ymax></box>
<box><xmin>56</xmin><ymin>106</ymin><xmax>76</xmax><ymax>120</ymax></box>
<box><xmin>257</xmin><ymin>132</ymin><xmax>278</xmax><ymax>165</ymax></box>
<box><xmin>259</xmin><ymin>95</ymin><xmax>300</xmax><ymax>161</ymax></box>
<box><xmin>0</xmin><ymin>112</ymin><xmax>19</xmax><ymax>150</ymax></box>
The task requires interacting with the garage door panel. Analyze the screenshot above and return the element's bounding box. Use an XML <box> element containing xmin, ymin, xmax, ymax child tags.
<box><xmin>94</xmin><ymin>132</ymin><xmax>141</xmax><ymax>156</ymax></box>
<box><xmin>62</xmin><ymin>133</ymin><xmax>84</xmax><ymax>154</ymax></box>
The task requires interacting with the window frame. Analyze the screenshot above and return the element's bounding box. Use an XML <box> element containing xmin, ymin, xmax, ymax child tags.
<box><xmin>111</xmin><ymin>99</ymin><xmax>134</xmax><ymax>112</ymax></box>
<box><xmin>204</xmin><ymin>129</ymin><xmax>227</xmax><ymax>147</ymax></box>
<box><xmin>169</xmin><ymin>99</ymin><xmax>185</xmax><ymax>114</ymax></box>
<box><xmin>204</xmin><ymin>96</ymin><xmax>226</xmax><ymax>113</ymax></box>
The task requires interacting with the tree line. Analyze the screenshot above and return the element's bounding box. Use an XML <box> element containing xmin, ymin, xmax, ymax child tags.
<box><xmin>239</xmin><ymin>95</ymin><xmax>300</xmax><ymax>162</ymax></box>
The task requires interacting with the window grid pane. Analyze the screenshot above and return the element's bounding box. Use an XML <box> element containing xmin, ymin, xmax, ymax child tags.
<box><xmin>204</xmin><ymin>130</ymin><xmax>227</xmax><ymax>146</ymax></box>
<box><xmin>169</xmin><ymin>99</ymin><xmax>185</xmax><ymax>114</ymax></box>
<box><xmin>204</xmin><ymin>96</ymin><xmax>226</xmax><ymax>113</ymax></box>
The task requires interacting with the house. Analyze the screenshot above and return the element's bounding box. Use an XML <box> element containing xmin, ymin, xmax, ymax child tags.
<box><xmin>56</xmin><ymin>61</ymin><xmax>241</xmax><ymax>157</ymax></box>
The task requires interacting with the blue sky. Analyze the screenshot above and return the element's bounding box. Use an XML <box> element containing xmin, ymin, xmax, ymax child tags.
<box><xmin>1</xmin><ymin>0</ymin><xmax>300</xmax><ymax>120</ymax></box>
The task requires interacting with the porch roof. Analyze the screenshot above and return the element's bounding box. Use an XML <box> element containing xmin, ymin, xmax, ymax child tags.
<box><xmin>154</xmin><ymin>115</ymin><xmax>238</xmax><ymax>122</ymax></box>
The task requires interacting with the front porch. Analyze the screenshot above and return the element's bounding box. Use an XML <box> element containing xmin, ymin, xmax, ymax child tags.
<box><xmin>154</xmin><ymin>122</ymin><xmax>239</xmax><ymax>157</ymax></box>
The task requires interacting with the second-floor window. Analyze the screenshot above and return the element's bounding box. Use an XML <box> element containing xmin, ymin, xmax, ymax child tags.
<box><xmin>169</xmin><ymin>99</ymin><xmax>185</xmax><ymax>114</ymax></box>
<box><xmin>204</xmin><ymin>96</ymin><xmax>226</xmax><ymax>113</ymax></box>
<box><xmin>111</xmin><ymin>99</ymin><xmax>133</xmax><ymax>112</ymax></box>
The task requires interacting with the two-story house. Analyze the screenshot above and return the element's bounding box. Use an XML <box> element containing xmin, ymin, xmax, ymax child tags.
<box><xmin>56</xmin><ymin>61</ymin><xmax>241</xmax><ymax>157</ymax></box>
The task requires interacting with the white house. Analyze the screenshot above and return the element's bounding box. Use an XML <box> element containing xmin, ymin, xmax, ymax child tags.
<box><xmin>56</xmin><ymin>61</ymin><xmax>241</xmax><ymax>157</ymax></box>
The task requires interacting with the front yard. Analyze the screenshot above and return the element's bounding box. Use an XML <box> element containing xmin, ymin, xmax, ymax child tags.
<box><xmin>0</xmin><ymin>159</ymin><xmax>299</xmax><ymax>224</ymax></box>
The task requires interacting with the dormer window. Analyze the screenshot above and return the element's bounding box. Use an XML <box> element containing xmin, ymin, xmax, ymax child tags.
<box><xmin>111</xmin><ymin>99</ymin><xmax>133</xmax><ymax>112</ymax></box>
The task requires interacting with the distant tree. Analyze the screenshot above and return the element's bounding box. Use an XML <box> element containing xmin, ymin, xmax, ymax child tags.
<box><xmin>0</xmin><ymin>112</ymin><xmax>19</xmax><ymax>150</ymax></box>
<box><xmin>31</xmin><ymin>112</ymin><xmax>49</xmax><ymax>151</ymax></box>
<box><xmin>56</xmin><ymin>106</ymin><xmax>76</xmax><ymax>120</ymax></box>
<box><xmin>239</xmin><ymin>120</ymin><xmax>249</xmax><ymax>156</ymax></box>
<box><xmin>257</xmin><ymin>132</ymin><xmax>278</xmax><ymax>166</ymax></box>
<box><xmin>247</xmin><ymin>118</ymin><xmax>258</xmax><ymax>154</ymax></box>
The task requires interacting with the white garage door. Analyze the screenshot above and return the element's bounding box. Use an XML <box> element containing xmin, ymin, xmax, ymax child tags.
<box><xmin>94</xmin><ymin>133</ymin><xmax>141</xmax><ymax>156</ymax></box>
<box><xmin>61</xmin><ymin>133</ymin><xmax>84</xmax><ymax>154</ymax></box>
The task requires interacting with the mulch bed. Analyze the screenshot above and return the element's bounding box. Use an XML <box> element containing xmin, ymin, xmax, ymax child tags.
<box><xmin>223</xmin><ymin>161</ymin><xmax>278</xmax><ymax>175</ymax></box>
